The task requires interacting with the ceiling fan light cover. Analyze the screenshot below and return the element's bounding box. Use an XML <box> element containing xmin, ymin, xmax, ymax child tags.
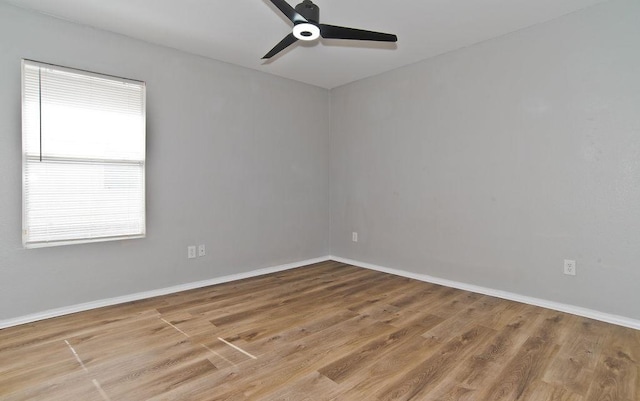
<box><xmin>293</xmin><ymin>23</ymin><xmax>320</xmax><ymax>41</ymax></box>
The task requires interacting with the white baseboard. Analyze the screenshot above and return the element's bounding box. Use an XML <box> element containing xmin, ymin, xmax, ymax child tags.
<box><xmin>4</xmin><ymin>255</ymin><xmax>638</xmax><ymax>331</ymax></box>
<box><xmin>0</xmin><ymin>256</ymin><xmax>331</xmax><ymax>330</ymax></box>
<box><xmin>330</xmin><ymin>256</ymin><xmax>640</xmax><ymax>331</ymax></box>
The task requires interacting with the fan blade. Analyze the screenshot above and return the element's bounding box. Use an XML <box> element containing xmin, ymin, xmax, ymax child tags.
<box><xmin>262</xmin><ymin>33</ymin><xmax>298</xmax><ymax>59</ymax></box>
<box><xmin>268</xmin><ymin>0</ymin><xmax>307</xmax><ymax>23</ymax></box>
<box><xmin>319</xmin><ymin>24</ymin><xmax>397</xmax><ymax>42</ymax></box>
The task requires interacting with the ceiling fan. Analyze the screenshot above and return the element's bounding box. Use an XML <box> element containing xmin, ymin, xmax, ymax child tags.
<box><xmin>263</xmin><ymin>0</ymin><xmax>398</xmax><ymax>59</ymax></box>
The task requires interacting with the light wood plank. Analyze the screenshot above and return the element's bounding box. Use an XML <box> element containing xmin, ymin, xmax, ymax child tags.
<box><xmin>0</xmin><ymin>261</ymin><xmax>638</xmax><ymax>400</ymax></box>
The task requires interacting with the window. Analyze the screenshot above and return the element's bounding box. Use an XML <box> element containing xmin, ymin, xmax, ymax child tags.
<box><xmin>22</xmin><ymin>60</ymin><xmax>146</xmax><ymax>248</ymax></box>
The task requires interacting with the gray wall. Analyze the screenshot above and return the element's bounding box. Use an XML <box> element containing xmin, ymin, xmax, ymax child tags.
<box><xmin>2</xmin><ymin>0</ymin><xmax>639</xmax><ymax>324</ymax></box>
<box><xmin>0</xmin><ymin>3</ymin><xmax>330</xmax><ymax>320</ymax></box>
<box><xmin>330</xmin><ymin>0</ymin><xmax>640</xmax><ymax>319</ymax></box>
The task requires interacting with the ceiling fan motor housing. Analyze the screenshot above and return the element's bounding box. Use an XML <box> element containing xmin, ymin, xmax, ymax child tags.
<box><xmin>295</xmin><ymin>0</ymin><xmax>319</xmax><ymax>23</ymax></box>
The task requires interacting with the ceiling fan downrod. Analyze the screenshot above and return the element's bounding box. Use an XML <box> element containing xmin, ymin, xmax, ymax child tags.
<box><xmin>295</xmin><ymin>0</ymin><xmax>319</xmax><ymax>23</ymax></box>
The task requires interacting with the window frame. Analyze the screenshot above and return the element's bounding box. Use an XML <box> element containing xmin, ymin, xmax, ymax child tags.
<box><xmin>21</xmin><ymin>59</ymin><xmax>147</xmax><ymax>248</ymax></box>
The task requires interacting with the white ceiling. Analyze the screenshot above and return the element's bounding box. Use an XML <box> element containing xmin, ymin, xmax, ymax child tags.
<box><xmin>4</xmin><ymin>0</ymin><xmax>608</xmax><ymax>89</ymax></box>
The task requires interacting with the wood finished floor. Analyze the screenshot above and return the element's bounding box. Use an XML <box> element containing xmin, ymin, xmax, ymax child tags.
<box><xmin>1</xmin><ymin>261</ymin><xmax>639</xmax><ymax>401</ymax></box>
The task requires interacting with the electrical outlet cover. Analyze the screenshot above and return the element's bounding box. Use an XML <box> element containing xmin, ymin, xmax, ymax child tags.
<box><xmin>188</xmin><ymin>246</ymin><xmax>197</xmax><ymax>259</ymax></box>
<box><xmin>563</xmin><ymin>259</ymin><xmax>576</xmax><ymax>276</ymax></box>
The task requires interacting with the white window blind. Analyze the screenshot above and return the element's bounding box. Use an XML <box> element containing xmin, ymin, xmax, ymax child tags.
<box><xmin>22</xmin><ymin>60</ymin><xmax>146</xmax><ymax>248</ymax></box>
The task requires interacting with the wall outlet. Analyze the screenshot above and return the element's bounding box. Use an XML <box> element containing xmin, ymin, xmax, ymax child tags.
<box><xmin>198</xmin><ymin>244</ymin><xmax>206</xmax><ymax>257</ymax></box>
<box><xmin>187</xmin><ymin>245</ymin><xmax>197</xmax><ymax>259</ymax></box>
<box><xmin>563</xmin><ymin>259</ymin><xmax>576</xmax><ymax>276</ymax></box>
<box><xmin>352</xmin><ymin>232</ymin><xmax>358</xmax><ymax>242</ymax></box>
